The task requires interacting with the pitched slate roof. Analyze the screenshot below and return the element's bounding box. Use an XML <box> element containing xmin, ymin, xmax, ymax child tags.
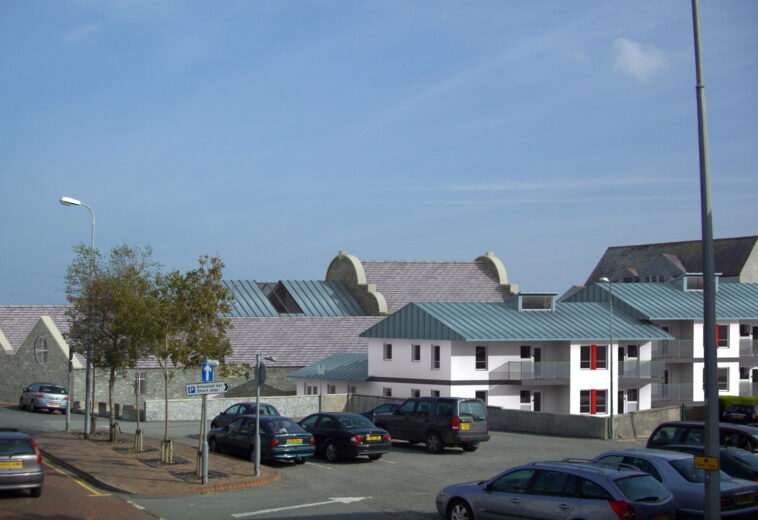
<box><xmin>360</xmin><ymin>301</ymin><xmax>671</xmax><ymax>342</ymax></box>
<box><xmin>362</xmin><ymin>260</ymin><xmax>511</xmax><ymax>313</ymax></box>
<box><xmin>0</xmin><ymin>306</ymin><xmax>71</xmax><ymax>350</ymax></box>
<box><xmin>566</xmin><ymin>280</ymin><xmax>758</xmax><ymax>320</ymax></box>
<box><xmin>585</xmin><ymin>236</ymin><xmax>758</xmax><ymax>284</ymax></box>
<box><xmin>288</xmin><ymin>352</ymin><xmax>369</xmax><ymax>382</ymax></box>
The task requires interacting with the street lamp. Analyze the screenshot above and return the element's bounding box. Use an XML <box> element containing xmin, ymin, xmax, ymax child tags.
<box><xmin>599</xmin><ymin>277</ymin><xmax>615</xmax><ymax>440</ymax></box>
<box><xmin>254</xmin><ymin>354</ymin><xmax>276</xmax><ymax>477</ymax></box>
<box><xmin>59</xmin><ymin>196</ymin><xmax>96</xmax><ymax>438</ymax></box>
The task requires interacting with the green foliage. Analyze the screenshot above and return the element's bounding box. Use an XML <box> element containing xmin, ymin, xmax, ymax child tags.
<box><xmin>719</xmin><ymin>396</ymin><xmax>758</xmax><ymax>413</ymax></box>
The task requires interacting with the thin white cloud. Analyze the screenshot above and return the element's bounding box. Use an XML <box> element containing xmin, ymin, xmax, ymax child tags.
<box><xmin>612</xmin><ymin>38</ymin><xmax>666</xmax><ymax>82</ymax></box>
<box><xmin>62</xmin><ymin>23</ymin><xmax>103</xmax><ymax>44</ymax></box>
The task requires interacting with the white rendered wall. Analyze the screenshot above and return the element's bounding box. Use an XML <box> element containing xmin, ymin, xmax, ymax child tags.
<box><xmin>691</xmin><ymin>361</ymin><xmax>741</xmax><ymax>401</ymax></box>
<box><xmin>693</xmin><ymin>321</ymin><xmax>741</xmax><ymax>358</ymax></box>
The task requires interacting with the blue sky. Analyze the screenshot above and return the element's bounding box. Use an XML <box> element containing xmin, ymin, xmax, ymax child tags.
<box><xmin>1</xmin><ymin>1</ymin><xmax>756</xmax><ymax>305</ymax></box>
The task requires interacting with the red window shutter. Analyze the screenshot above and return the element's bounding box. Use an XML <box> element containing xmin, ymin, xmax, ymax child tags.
<box><xmin>591</xmin><ymin>344</ymin><xmax>597</xmax><ymax>370</ymax></box>
<box><xmin>591</xmin><ymin>389</ymin><xmax>597</xmax><ymax>414</ymax></box>
<box><xmin>715</xmin><ymin>325</ymin><xmax>720</xmax><ymax>347</ymax></box>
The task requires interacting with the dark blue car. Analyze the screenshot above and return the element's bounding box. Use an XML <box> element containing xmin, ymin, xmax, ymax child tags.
<box><xmin>208</xmin><ymin>415</ymin><xmax>315</xmax><ymax>464</ymax></box>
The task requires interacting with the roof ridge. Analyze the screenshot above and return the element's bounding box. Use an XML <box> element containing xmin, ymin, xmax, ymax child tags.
<box><xmin>606</xmin><ymin>235</ymin><xmax>757</xmax><ymax>250</ymax></box>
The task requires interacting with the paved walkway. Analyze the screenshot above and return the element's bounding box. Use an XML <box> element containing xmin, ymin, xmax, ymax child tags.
<box><xmin>35</xmin><ymin>430</ymin><xmax>279</xmax><ymax>496</ymax></box>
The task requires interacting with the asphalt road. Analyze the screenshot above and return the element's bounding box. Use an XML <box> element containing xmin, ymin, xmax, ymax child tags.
<box><xmin>1</xmin><ymin>406</ymin><xmax>647</xmax><ymax>520</ymax></box>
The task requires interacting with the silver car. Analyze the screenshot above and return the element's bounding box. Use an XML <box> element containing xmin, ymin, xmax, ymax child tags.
<box><xmin>19</xmin><ymin>383</ymin><xmax>68</xmax><ymax>413</ymax></box>
<box><xmin>0</xmin><ymin>430</ymin><xmax>44</xmax><ymax>497</ymax></box>
<box><xmin>435</xmin><ymin>459</ymin><xmax>675</xmax><ymax>520</ymax></box>
<box><xmin>595</xmin><ymin>448</ymin><xmax>758</xmax><ymax>519</ymax></box>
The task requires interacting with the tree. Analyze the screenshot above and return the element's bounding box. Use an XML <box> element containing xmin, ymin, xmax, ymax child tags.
<box><xmin>150</xmin><ymin>256</ymin><xmax>233</xmax><ymax>463</ymax></box>
<box><xmin>65</xmin><ymin>245</ymin><xmax>160</xmax><ymax>441</ymax></box>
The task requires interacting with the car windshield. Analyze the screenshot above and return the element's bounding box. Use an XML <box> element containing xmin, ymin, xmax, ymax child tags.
<box><xmin>0</xmin><ymin>439</ymin><xmax>35</xmax><ymax>456</ymax></box>
<box><xmin>337</xmin><ymin>415</ymin><xmax>375</xmax><ymax>429</ymax></box>
<box><xmin>38</xmin><ymin>385</ymin><xmax>66</xmax><ymax>394</ymax></box>
<box><xmin>669</xmin><ymin>458</ymin><xmax>730</xmax><ymax>482</ymax></box>
<box><xmin>459</xmin><ymin>400</ymin><xmax>487</xmax><ymax>421</ymax></box>
<box><xmin>262</xmin><ymin>419</ymin><xmax>305</xmax><ymax>434</ymax></box>
<box><xmin>615</xmin><ymin>475</ymin><xmax>671</xmax><ymax>502</ymax></box>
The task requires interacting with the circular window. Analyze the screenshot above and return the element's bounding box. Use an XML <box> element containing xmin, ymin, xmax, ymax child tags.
<box><xmin>34</xmin><ymin>337</ymin><xmax>49</xmax><ymax>365</ymax></box>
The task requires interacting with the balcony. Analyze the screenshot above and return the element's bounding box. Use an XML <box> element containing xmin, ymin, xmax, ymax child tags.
<box><xmin>652</xmin><ymin>383</ymin><xmax>694</xmax><ymax>406</ymax></box>
<box><xmin>740</xmin><ymin>339</ymin><xmax>758</xmax><ymax>357</ymax></box>
<box><xmin>490</xmin><ymin>361</ymin><xmax>570</xmax><ymax>382</ymax></box>
<box><xmin>653</xmin><ymin>340</ymin><xmax>694</xmax><ymax>359</ymax></box>
<box><xmin>618</xmin><ymin>360</ymin><xmax>665</xmax><ymax>379</ymax></box>
<box><xmin>739</xmin><ymin>382</ymin><xmax>758</xmax><ymax>397</ymax></box>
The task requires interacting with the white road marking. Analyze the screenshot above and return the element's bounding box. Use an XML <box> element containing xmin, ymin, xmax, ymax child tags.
<box><xmin>304</xmin><ymin>461</ymin><xmax>332</xmax><ymax>470</ymax></box>
<box><xmin>231</xmin><ymin>496</ymin><xmax>370</xmax><ymax>518</ymax></box>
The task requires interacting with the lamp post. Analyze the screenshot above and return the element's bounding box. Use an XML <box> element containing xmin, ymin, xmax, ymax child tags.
<box><xmin>254</xmin><ymin>354</ymin><xmax>276</xmax><ymax>477</ymax></box>
<box><xmin>59</xmin><ymin>196</ymin><xmax>96</xmax><ymax>438</ymax></box>
<box><xmin>599</xmin><ymin>277</ymin><xmax>615</xmax><ymax>440</ymax></box>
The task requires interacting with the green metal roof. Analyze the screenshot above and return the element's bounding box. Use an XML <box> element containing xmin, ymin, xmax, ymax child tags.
<box><xmin>360</xmin><ymin>301</ymin><xmax>672</xmax><ymax>342</ymax></box>
<box><xmin>288</xmin><ymin>352</ymin><xmax>369</xmax><ymax>382</ymax></box>
<box><xmin>223</xmin><ymin>280</ymin><xmax>365</xmax><ymax>317</ymax></box>
<box><xmin>565</xmin><ymin>281</ymin><xmax>758</xmax><ymax>320</ymax></box>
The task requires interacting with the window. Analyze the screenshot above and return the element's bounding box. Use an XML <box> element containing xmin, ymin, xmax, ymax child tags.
<box><xmin>579</xmin><ymin>477</ymin><xmax>613</xmax><ymax>499</ymax></box>
<box><xmin>327</xmin><ymin>384</ymin><xmax>336</xmax><ymax>394</ymax></box>
<box><xmin>134</xmin><ymin>371</ymin><xmax>147</xmax><ymax>396</ymax></box>
<box><xmin>520</xmin><ymin>346</ymin><xmax>531</xmax><ymax>359</ymax></box>
<box><xmin>580</xmin><ymin>390</ymin><xmax>607</xmax><ymax>414</ymax></box>
<box><xmin>411</xmin><ymin>388</ymin><xmax>421</xmax><ymax>398</ymax></box>
<box><xmin>717</xmin><ymin>325</ymin><xmax>728</xmax><ymax>347</ymax></box>
<box><xmin>475</xmin><ymin>390</ymin><xmax>487</xmax><ymax>403</ymax></box>
<box><xmin>521</xmin><ymin>294</ymin><xmax>553</xmax><ymax>310</ymax></box>
<box><xmin>626</xmin><ymin>345</ymin><xmax>638</xmax><ymax>358</ymax></box>
<box><xmin>532</xmin><ymin>470</ymin><xmax>576</xmax><ymax>497</ymax></box>
<box><xmin>383</xmin><ymin>343</ymin><xmax>393</xmax><ymax>360</ymax></box>
<box><xmin>411</xmin><ymin>344</ymin><xmax>421</xmax><ymax>362</ymax></box>
<box><xmin>382</xmin><ymin>387</ymin><xmax>392</xmax><ymax>397</ymax></box>
<box><xmin>520</xmin><ymin>390</ymin><xmax>531</xmax><ymax>404</ymax></box>
<box><xmin>740</xmin><ymin>367</ymin><xmax>751</xmax><ymax>380</ymax></box>
<box><xmin>475</xmin><ymin>346</ymin><xmax>487</xmax><ymax>370</ymax></box>
<box><xmin>580</xmin><ymin>345</ymin><xmax>607</xmax><ymax>370</ymax></box>
<box><xmin>490</xmin><ymin>469</ymin><xmax>535</xmax><ymax>493</ymax></box>
<box><xmin>627</xmin><ymin>388</ymin><xmax>638</xmax><ymax>402</ymax></box>
<box><xmin>347</xmin><ymin>385</ymin><xmax>357</xmax><ymax>394</ymax></box>
<box><xmin>703</xmin><ymin>367</ymin><xmax>730</xmax><ymax>391</ymax></box>
<box><xmin>686</xmin><ymin>275</ymin><xmax>704</xmax><ymax>290</ymax></box>
<box><xmin>34</xmin><ymin>337</ymin><xmax>48</xmax><ymax>365</ymax></box>
<box><xmin>431</xmin><ymin>345</ymin><xmax>440</xmax><ymax>370</ymax></box>
<box><xmin>431</xmin><ymin>389</ymin><xmax>440</xmax><ymax>397</ymax></box>
<box><xmin>740</xmin><ymin>324</ymin><xmax>751</xmax><ymax>337</ymax></box>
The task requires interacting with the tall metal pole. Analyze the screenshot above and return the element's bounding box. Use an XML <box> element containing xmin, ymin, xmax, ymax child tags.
<box><xmin>691</xmin><ymin>1</ymin><xmax>720</xmax><ymax>517</ymax></box>
<box><xmin>82</xmin><ymin>202</ymin><xmax>96</xmax><ymax>439</ymax></box>
<box><xmin>254</xmin><ymin>354</ymin><xmax>261</xmax><ymax>477</ymax></box>
<box><xmin>608</xmin><ymin>281</ymin><xmax>615</xmax><ymax>440</ymax></box>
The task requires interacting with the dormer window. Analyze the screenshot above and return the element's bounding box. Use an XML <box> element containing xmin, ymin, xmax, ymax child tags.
<box><xmin>686</xmin><ymin>275</ymin><xmax>704</xmax><ymax>291</ymax></box>
<box><xmin>519</xmin><ymin>293</ymin><xmax>555</xmax><ymax>311</ymax></box>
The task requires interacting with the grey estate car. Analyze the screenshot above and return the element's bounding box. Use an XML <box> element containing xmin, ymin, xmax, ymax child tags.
<box><xmin>374</xmin><ymin>397</ymin><xmax>489</xmax><ymax>453</ymax></box>
<box><xmin>435</xmin><ymin>459</ymin><xmax>675</xmax><ymax>520</ymax></box>
<box><xmin>0</xmin><ymin>430</ymin><xmax>44</xmax><ymax>497</ymax></box>
<box><xmin>19</xmin><ymin>383</ymin><xmax>68</xmax><ymax>413</ymax></box>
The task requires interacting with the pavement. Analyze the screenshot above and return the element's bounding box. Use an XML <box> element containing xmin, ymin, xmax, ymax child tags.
<box><xmin>34</xmin><ymin>430</ymin><xmax>279</xmax><ymax>496</ymax></box>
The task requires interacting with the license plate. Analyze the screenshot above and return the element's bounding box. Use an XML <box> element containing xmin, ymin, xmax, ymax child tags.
<box><xmin>366</xmin><ymin>435</ymin><xmax>382</xmax><ymax>441</ymax></box>
<box><xmin>285</xmin><ymin>438</ymin><xmax>303</xmax><ymax>445</ymax></box>
<box><xmin>48</xmin><ymin>403</ymin><xmax>59</xmax><ymax>407</ymax></box>
<box><xmin>735</xmin><ymin>492</ymin><xmax>754</xmax><ymax>505</ymax></box>
<box><xmin>651</xmin><ymin>514</ymin><xmax>670</xmax><ymax>520</ymax></box>
<box><xmin>0</xmin><ymin>461</ymin><xmax>23</xmax><ymax>468</ymax></box>
<box><xmin>461</xmin><ymin>423</ymin><xmax>470</xmax><ymax>431</ymax></box>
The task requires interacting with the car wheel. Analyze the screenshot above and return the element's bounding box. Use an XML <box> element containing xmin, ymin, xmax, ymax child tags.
<box><xmin>462</xmin><ymin>441</ymin><xmax>479</xmax><ymax>452</ymax></box>
<box><xmin>447</xmin><ymin>499</ymin><xmax>472</xmax><ymax>520</ymax></box>
<box><xmin>426</xmin><ymin>431</ymin><xmax>444</xmax><ymax>454</ymax></box>
<box><xmin>294</xmin><ymin>457</ymin><xmax>306</xmax><ymax>465</ymax></box>
<box><xmin>368</xmin><ymin>454</ymin><xmax>382</xmax><ymax>461</ymax></box>
<box><xmin>19</xmin><ymin>398</ymin><xmax>25</xmax><ymax>411</ymax></box>
<box><xmin>30</xmin><ymin>487</ymin><xmax>42</xmax><ymax>498</ymax></box>
<box><xmin>29</xmin><ymin>401</ymin><xmax>36</xmax><ymax>413</ymax></box>
<box><xmin>324</xmin><ymin>440</ymin><xmax>339</xmax><ymax>462</ymax></box>
<box><xmin>209</xmin><ymin>437</ymin><xmax>219</xmax><ymax>453</ymax></box>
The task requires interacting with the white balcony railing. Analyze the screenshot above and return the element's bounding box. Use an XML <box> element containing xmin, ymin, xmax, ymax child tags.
<box><xmin>618</xmin><ymin>360</ymin><xmax>665</xmax><ymax>379</ymax></box>
<box><xmin>490</xmin><ymin>361</ymin><xmax>570</xmax><ymax>381</ymax></box>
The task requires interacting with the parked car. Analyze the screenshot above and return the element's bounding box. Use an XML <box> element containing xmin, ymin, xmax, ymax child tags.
<box><xmin>208</xmin><ymin>415</ymin><xmax>315</xmax><ymax>464</ymax></box>
<box><xmin>435</xmin><ymin>458</ymin><xmax>675</xmax><ymax>520</ymax></box>
<box><xmin>662</xmin><ymin>444</ymin><xmax>758</xmax><ymax>482</ymax></box>
<box><xmin>210</xmin><ymin>402</ymin><xmax>280</xmax><ymax>429</ymax></box>
<box><xmin>19</xmin><ymin>383</ymin><xmax>68</xmax><ymax>414</ymax></box>
<box><xmin>646</xmin><ymin>421</ymin><xmax>758</xmax><ymax>452</ymax></box>
<box><xmin>298</xmin><ymin>412</ymin><xmax>391</xmax><ymax>462</ymax></box>
<box><xmin>374</xmin><ymin>397</ymin><xmax>489</xmax><ymax>454</ymax></box>
<box><xmin>360</xmin><ymin>402</ymin><xmax>401</xmax><ymax>424</ymax></box>
<box><xmin>0</xmin><ymin>430</ymin><xmax>44</xmax><ymax>497</ymax></box>
<box><xmin>723</xmin><ymin>404</ymin><xmax>758</xmax><ymax>425</ymax></box>
<box><xmin>595</xmin><ymin>448</ymin><xmax>758</xmax><ymax>519</ymax></box>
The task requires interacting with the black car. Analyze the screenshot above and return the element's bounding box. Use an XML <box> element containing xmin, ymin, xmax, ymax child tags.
<box><xmin>723</xmin><ymin>404</ymin><xmax>758</xmax><ymax>425</ymax></box>
<box><xmin>662</xmin><ymin>444</ymin><xmax>758</xmax><ymax>482</ymax></box>
<box><xmin>298</xmin><ymin>412</ymin><xmax>391</xmax><ymax>462</ymax></box>
<box><xmin>210</xmin><ymin>402</ymin><xmax>280</xmax><ymax>429</ymax></box>
<box><xmin>647</xmin><ymin>421</ymin><xmax>758</xmax><ymax>453</ymax></box>
<box><xmin>360</xmin><ymin>402</ymin><xmax>401</xmax><ymax>424</ymax></box>
<box><xmin>208</xmin><ymin>415</ymin><xmax>315</xmax><ymax>464</ymax></box>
